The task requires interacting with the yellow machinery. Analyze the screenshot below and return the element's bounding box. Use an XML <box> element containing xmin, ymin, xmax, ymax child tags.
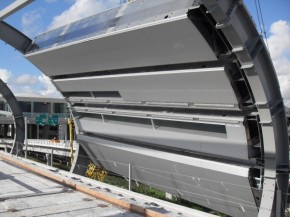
<box><xmin>85</xmin><ymin>162</ymin><xmax>107</xmax><ymax>181</ymax></box>
<box><xmin>68</xmin><ymin>118</ymin><xmax>74</xmax><ymax>165</ymax></box>
<box><xmin>68</xmin><ymin>118</ymin><xmax>107</xmax><ymax>181</ymax></box>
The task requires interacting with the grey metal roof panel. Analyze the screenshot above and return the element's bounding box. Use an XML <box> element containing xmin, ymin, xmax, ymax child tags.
<box><xmin>75</xmin><ymin>115</ymin><xmax>251</xmax><ymax>160</ymax></box>
<box><xmin>54</xmin><ymin>68</ymin><xmax>238</xmax><ymax>105</ymax></box>
<box><xmin>26</xmin><ymin>0</ymin><xmax>195</xmax><ymax>53</ymax></box>
<box><xmin>26</xmin><ymin>16</ymin><xmax>217</xmax><ymax>76</ymax></box>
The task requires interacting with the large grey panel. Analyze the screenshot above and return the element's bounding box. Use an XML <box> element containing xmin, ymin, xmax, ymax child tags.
<box><xmin>75</xmin><ymin>114</ymin><xmax>251</xmax><ymax>160</ymax></box>
<box><xmin>77</xmin><ymin>134</ymin><xmax>258</xmax><ymax>217</ymax></box>
<box><xmin>55</xmin><ymin>68</ymin><xmax>238</xmax><ymax>105</ymax></box>
<box><xmin>30</xmin><ymin>6</ymin><xmax>120</xmax><ymax>51</ymax></box>
<box><xmin>28</xmin><ymin>0</ymin><xmax>195</xmax><ymax>52</ymax></box>
<box><xmin>26</xmin><ymin>17</ymin><xmax>217</xmax><ymax>76</ymax></box>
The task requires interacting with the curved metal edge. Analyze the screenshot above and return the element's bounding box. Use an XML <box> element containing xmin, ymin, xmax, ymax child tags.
<box><xmin>0</xmin><ymin>0</ymin><xmax>35</xmax><ymax>21</ymax></box>
<box><xmin>70</xmin><ymin>143</ymin><xmax>90</xmax><ymax>175</ymax></box>
<box><xmin>201</xmin><ymin>0</ymin><xmax>289</xmax><ymax>216</ymax></box>
<box><xmin>69</xmin><ymin>113</ymin><xmax>88</xmax><ymax>174</ymax></box>
<box><xmin>0</xmin><ymin>21</ymin><xmax>32</xmax><ymax>54</ymax></box>
<box><xmin>0</xmin><ymin>79</ymin><xmax>25</xmax><ymax>154</ymax></box>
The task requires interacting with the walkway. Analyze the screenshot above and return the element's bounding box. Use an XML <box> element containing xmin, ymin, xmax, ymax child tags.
<box><xmin>0</xmin><ymin>157</ymin><xmax>140</xmax><ymax>217</ymax></box>
<box><xmin>0</xmin><ymin>152</ymin><xmax>215</xmax><ymax>217</ymax></box>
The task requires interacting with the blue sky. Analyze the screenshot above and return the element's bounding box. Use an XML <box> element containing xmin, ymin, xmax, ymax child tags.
<box><xmin>0</xmin><ymin>0</ymin><xmax>289</xmax><ymax>105</ymax></box>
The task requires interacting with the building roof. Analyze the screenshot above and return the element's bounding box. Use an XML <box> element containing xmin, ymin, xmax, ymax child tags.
<box><xmin>15</xmin><ymin>92</ymin><xmax>49</xmax><ymax>98</ymax></box>
<box><xmin>0</xmin><ymin>92</ymin><xmax>65</xmax><ymax>103</ymax></box>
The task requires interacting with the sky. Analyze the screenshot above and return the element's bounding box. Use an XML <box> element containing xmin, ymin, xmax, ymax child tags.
<box><xmin>0</xmin><ymin>0</ymin><xmax>289</xmax><ymax>106</ymax></box>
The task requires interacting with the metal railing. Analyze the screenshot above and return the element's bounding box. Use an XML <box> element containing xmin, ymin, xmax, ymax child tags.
<box><xmin>23</xmin><ymin>112</ymin><xmax>70</xmax><ymax>118</ymax></box>
<box><xmin>0</xmin><ymin>139</ymin><xmax>77</xmax><ymax>162</ymax></box>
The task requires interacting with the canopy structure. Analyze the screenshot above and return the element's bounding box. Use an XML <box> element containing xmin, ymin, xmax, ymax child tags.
<box><xmin>0</xmin><ymin>1</ymin><xmax>289</xmax><ymax>216</ymax></box>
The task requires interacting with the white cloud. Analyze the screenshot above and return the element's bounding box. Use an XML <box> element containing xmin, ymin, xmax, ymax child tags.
<box><xmin>272</xmin><ymin>56</ymin><xmax>290</xmax><ymax>76</ymax></box>
<box><xmin>278</xmin><ymin>75</ymin><xmax>290</xmax><ymax>99</ymax></box>
<box><xmin>0</xmin><ymin>68</ymin><xmax>11</xmax><ymax>83</ymax></box>
<box><xmin>38</xmin><ymin>75</ymin><xmax>62</xmax><ymax>97</ymax></box>
<box><xmin>15</xmin><ymin>74</ymin><xmax>38</xmax><ymax>85</ymax></box>
<box><xmin>267</xmin><ymin>20</ymin><xmax>290</xmax><ymax>105</ymax></box>
<box><xmin>21</xmin><ymin>8</ymin><xmax>46</xmax><ymax>38</ymax></box>
<box><xmin>268</xmin><ymin>20</ymin><xmax>290</xmax><ymax>59</ymax></box>
<box><xmin>0</xmin><ymin>68</ymin><xmax>61</xmax><ymax>98</ymax></box>
<box><xmin>48</xmin><ymin>0</ymin><xmax>120</xmax><ymax>30</ymax></box>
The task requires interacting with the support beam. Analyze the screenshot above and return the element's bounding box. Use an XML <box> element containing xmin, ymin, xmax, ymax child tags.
<box><xmin>25</xmin><ymin>117</ymin><xmax>28</xmax><ymax>159</ymax></box>
<box><xmin>0</xmin><ymin>21</ymin><xmax>32</xmax><ymax>54</ymax></box>
<box><xmin>0</xmin><ymin>79</ymin><xmax>25</xmax><ymax>154</ymax></box>
<box><xmin>128</xmin><ymin>163</ymin><xmax>132</xmax><ymax>191</ymax></box>
<box><xmin>0</xmin><ymin>0</ymin><xmax>35</xmax><ymax>21</ymax></box>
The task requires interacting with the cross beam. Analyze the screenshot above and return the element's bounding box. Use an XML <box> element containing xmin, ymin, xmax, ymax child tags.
<box><xmin>0</xmin><ymin>0</ymin><xmax>35</xmax><ymax>21</ymax></box>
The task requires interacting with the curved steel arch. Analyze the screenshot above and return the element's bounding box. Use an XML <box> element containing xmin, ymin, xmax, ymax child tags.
<box><xmin>0</xmin><ymin>21</ymin><xmax>32</xmax><ymax>54</ymax></box>
<box><xmin>0</xmin><ymin>0</ymin><xmax>34</xmax><ymax>54</ymax></box>
<box><xmin>0</xmin><ymin>79</ymin><xmax>25</xmax><ymax>153</ymax></box>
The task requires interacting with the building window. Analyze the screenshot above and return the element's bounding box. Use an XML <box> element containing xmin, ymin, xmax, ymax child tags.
<box><xmin>53</xmin><ymin>103</ymin><xmax>68</xmax><ymax>113</ymax></box>
<box><xmin>0</xmin><ymin>101</ymin><xmax>6</xmax><ymax>111</ymax></box>
<box><xmin>34</xmin><ymin>102</ymin><xmax>51</xmax><ymax>113</ymax></box>
<box><xmin>19</xmin><ymin>101</ymin><xmax>32</xmax><ymax>113</ymax></box>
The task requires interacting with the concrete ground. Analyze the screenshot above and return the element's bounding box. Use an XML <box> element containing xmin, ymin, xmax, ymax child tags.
<box><xmin>0</xmin><ymin>159</ymin><xmax>140</xmax><ymax>217</ymax></box>
<box><xmin>0</xmin><ymin>152</ymin><xmax>216</xmax><ymax>217</ymax></box>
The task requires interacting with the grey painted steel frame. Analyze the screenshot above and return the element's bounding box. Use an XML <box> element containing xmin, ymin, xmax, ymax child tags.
<box><xmin>28</xmin><ymin>0</ymin><xmax>288</xmax><ymax>216</ymax></box>
<box><xmin>0</xmin><ymin>0</ymin><xmax>33</xmax><ymax>54</ymax></box>
<box><xmin>200</xmin><ymin>0</ymin><xmax>289</xmax><ymax>216</ymax></box>
<box><xmin>64</xmin><ymin>1</ymin><xmax>287</xmax><ymax>215</ymax></box>
<box><xmin>0</xmin><ymin>79</ymin><xmax>25</xmax><ymax>153</ymax></box>
<box><xmin>0</xmin><ymin>21</ymin><xmax>32</xmax><ymax>54</ymax></box>
<box><xmin>0</xmin><ymin>0</ymin><xmax>34</xmax><ymax>21</ymax></box>
<box><xmin>2</xmin><ymin>0</ymin><xmax>287</xmax><ymax>216</ymax></box>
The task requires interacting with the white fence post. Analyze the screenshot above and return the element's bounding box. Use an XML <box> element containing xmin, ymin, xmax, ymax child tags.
<box><xmin>25</xmin><ymin>117</ymin><xmax>28</xmax><ymax>159</ymax></box>
<box><xmin>51</xmin><ymin>148</ymin><xmax>53</xmax><ymax>166</ymax></box>
<box><xmin>128</xmin><ymin>163</ymin><xmax>132</xmax><ymax>191</ymax></box>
